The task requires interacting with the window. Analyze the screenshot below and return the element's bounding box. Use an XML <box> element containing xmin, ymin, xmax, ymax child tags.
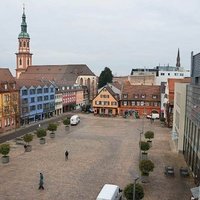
<box><xmin>4</xmin><ymin>84</ymin><xmax>8</xmax><ymax>90</ymax></box>
<box><xmin>4</xmin><ymin>95</ymin><xmax>9</xmax><ymax>102</ymax></box>
<box><xmin>22</xmin><ymin>107</ymin><xmax>28</xmax><ymax>114</ymax></box>
<box><xmin>50</xmin><ymin>88</ymin><xmax>54</xmax><ymax>93</ymax></box>
<box><xmin>152</xmin><ymin>95</ymin><xmax>157</xmax><ymax>99</ymax></box>
<box><xmin>44</xmin><ymin>88</ymin><xmax>49</xmax><ymax>93</ymax></box>
<box><xmin>137</xmin><ymin>101</ymin><xmax>140</xmax><ymax>106</ymax></box>
<box><xmin>123</xmin><ymin>101</ymin><xmax>127</xmax><ymax>106</ymax></box>
<box><xmin>22</xmin><ymin>98</ymin><xmax>28</xmax><ymax>104</ymax></box>
<box><xmin>27</xmin><ymin>59</ymin><xmax>29</xmax><ymax>66</ymax></box>
<box><xmin>30</xmin><ymin>105</ymin><xmax>36</xmax><ymax>111</ymax></box>
<box><xmin>23</xmin><ymin>41</ymin><xmax>26</xmax><ymax>47</ymax></box>
<box><xmin>141</xmin><ymin>101</ymin><xmax>144</xmax><ymax>106</ymax></box>
<box><xmin>168</xmin><ymin>73</ymin><xmax>170</xmax><ymax>76</ymax></box>
<box><xmin>50</xmin><ymin>95</ymin><xmax>54</xmax><ymax>100</ymax></box>
<box><xmin>123</xmin><ymin>94</ymin><xmax>128</xmax><ymax>99</ymax></box>
<box><xmin>20</xmin><ymin>41</ymin><xmax>22</xmax><ymax>47</ymax></box>
<box><xmin>161</xmin><ymin>73</ymin><xmax>165</xmax><ymax>76</ymax></box>
<box><xmin>141</xmin><ymin>94</ymin><xmax>146</xmax><ymax>99</ymax></box>
<box><xmin>154</xmin><ymin>102</ymin><xmax>158</xmax><ymax>106</ymax></box>
<box><xmin>37</xmin><ymin>104</ymin><xmax>42</xmax><ymax>110</ymax></box>
<box><xmin>44</xmin><ymin>96</ymin><xmax>49</xmax><ymax>101</ymax></box>
<box><xmin>145</xmin><ymin>102</ymin><xmax>149</xmax><ymax>106</ymax></box>
<box><xmin>134</xmin><ymin>94</ymin><xmax>139</xmax><ymax>99</ymax></box>
<box><xmin>111</xmin><ymin>102</ymin><xmax>117</xmax><ymax>106</ymax></box>
<box><xmin>4</xmin><ymin>106</ymin><xmax>9</xmax><ymax>114</ymax></box>
<box><xmin>37</xmin><ymin>96</ymin><xmax>43</xmax><ymax>102</ymax></box>
<box><xmin>30</xmin><ymin>89</ymin><xmax>36</xmax><ymax>95</ymax></box>
<box><xmin>22</xmin><ymin>90</ymin><xmax>28</xmax><ymax>96</ymax></box>
<box><xmin>131</xmin><ymin>101</ymin><xmax>135</xmax><ymax>106</ymax></box>
<box><xmin>19</xmin><ymin>59</ymin><xmax>22</xmax><ymax>65</ymax></box>
<box><xmin>37</xmin><ymin>88</ymin><xmax>42</xmax><ymax>94</ymax></box>
<box><xmin>31</xmin><ymin>97</ymin><xmax>35</xmax><ymax>103</ymax></box>
<box><xmin>27</xmin><ymin>42</ymin><xmax>29</xmax><ymax>47</ymax></box>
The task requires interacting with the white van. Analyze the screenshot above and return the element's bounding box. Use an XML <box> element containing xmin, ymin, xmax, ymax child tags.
<box><xmin>70</xmin><ymin>115</ymin><xmax>80</xmax><ymax>125</ymax></box>
<box><xmin>96</xmin><ymin>184</ymin><xmax>122</xmax><ymax>200</ymax></box>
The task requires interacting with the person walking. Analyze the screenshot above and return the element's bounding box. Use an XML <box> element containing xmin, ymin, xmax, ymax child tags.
<box><xmin>38</xmin><ymin>173</ymin><xmax>44</xmax><ymax>190</ymax></box>
<box><xmin>65</xmin><ymin>150</ymin><xmax>69</xmax><ymax>160</ymax></box>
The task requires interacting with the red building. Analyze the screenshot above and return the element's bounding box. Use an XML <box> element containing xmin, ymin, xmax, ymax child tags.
<box><xmin>119</xmin><ymin>81</ymin><xmax>161</xmax><ymax>117</ymax></box>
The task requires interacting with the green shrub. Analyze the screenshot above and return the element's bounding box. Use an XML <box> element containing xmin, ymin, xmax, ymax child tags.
<box><xmin>23</xmin><ymin>134</ymin><xmax>33</xmax><ymax>144</ymax></box>
<box><xmin>140</xmin><ymin>141</ymin><xmax>150</xmax><ymax>152</ymax></box>
<box><xmin>144</xmin><ymin>131</ymin><xmax>154</xmax><ymax>141</ymax></box>
<box><xmin>47</xmin><ymin>123</ymin><xmax>57</xmax><ymax>133</ymax></box>
<box><xmin>124</xmin><ymin>183</ymin><xmax>144</xmax><ymax>200</ymax></box>
<box><xmin>36</xmin><ymin>128</ymin><xmax>47</xmax><ymax>139</ymax></box>
<box><xmin>63</xmin><ymin>118</ymin><xmax>70</xmax><ymax>125</ymax></box>
<box><xmin>0</xmin><ymin>143</ymin><xmax>10</xmax><ymax>157</ymax></box>
<box><xmin>139</xmin><ymin>159</ymin><xmax>154</xmax><ymax>176</ymax></box>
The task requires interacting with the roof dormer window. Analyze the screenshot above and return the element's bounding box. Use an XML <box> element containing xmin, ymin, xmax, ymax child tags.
<box><xmin>4</xmin><ymin>84</ymin><xmax>8</xmax><ymax>90</ymax></box>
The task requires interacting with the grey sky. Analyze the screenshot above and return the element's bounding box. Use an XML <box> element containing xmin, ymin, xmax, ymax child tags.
<box><xmin>0</xmin><ymin>0</ymin><xmax>200</xmax><ymax>76</ymax></box>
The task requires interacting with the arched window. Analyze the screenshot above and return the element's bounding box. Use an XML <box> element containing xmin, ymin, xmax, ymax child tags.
<box><xmin>80</xmin><ymin>78</ymin><xmax>83</xmax><ymax>85</ymax></box>
<box><xmin>20</xmin><ymin>41</ymin><xmax>22</xmax><ymax>47</ymax></box>
<box><xmin>27</xmin><ymin>42</ymin><xmax>29</xmax><ymax>47</ymax></box>
<box><xmin>27</xmin><ymin>59</ymin><xmax>29</xmax><ymax>66</ymax></box>
<box><xmin>19</xmin><ymin>58</ymin><xmax>22</xmax><ymax>65</ymax></box>
<box><xmin>23</xmin><ymin>41</ymin><xmax>26</xmax><ymax>47</ymax></box>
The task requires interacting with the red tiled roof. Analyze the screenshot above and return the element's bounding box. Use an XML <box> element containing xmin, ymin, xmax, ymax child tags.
<box><xmin>0</xmin><ymin>68</ymin><xmax>15</xmax><ymax>82</ymax></box>
<box><xmin>122</xmin><ymin>82</ymin><xmax>161</xmax><ymax>101</ymax></box>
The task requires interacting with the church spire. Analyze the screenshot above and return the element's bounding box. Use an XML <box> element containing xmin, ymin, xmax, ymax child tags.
<box><xmin>176</xmin><ymin>48</ymin><xmax>181</xmax><ymax>69</ymax></box>
<box><xmin>18</xmin><ymin>5</ymin><xmax>30</xmax><ymax>39</ymax></box>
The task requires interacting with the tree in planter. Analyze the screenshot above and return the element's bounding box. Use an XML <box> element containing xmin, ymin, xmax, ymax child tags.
<box><xmin>0</xmin><ymin>143</ymin><xmax>10</xmax><ymax>163</ymax></box>
<box><xmin>139</xmin><ymin>159</ymin><xmax>154</xmax><ymax>181</ymax></box>
<box><xmin>124</xmin><ymin>183</ymin><xmax>144</xmax><ymax>200</ymax></box>
<box><xmin>140</xmin><ymin>141</ymin><xmax>150</xmax><ymax>159</ymax></box>
<box><xmin>47</xmin><ymin>123</ymin><xmax>57</xmax><ymax>138</ymax></box>
<box><xmin>144</xmin><ymin>131</ymin><xmax>154</xmax><ymax>147</ymax></box>
<box><xmin>36</xmin><ymin>128</ymin><xmax>47</xmax><ymax>144</ymax></box>
<box><xmin>23</xmin><ymin>134</ymin><xmax>33</xmax><ymax>152</ymax></box>
<box><xmin>63</xmin><ymin>118</ymin><xmax>70</xmax><ymax>131</ymax></box>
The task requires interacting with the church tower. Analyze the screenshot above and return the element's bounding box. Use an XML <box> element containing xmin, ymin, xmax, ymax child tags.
<box><xmin>16</xmin><ymin>7</ymin><xmax>32</xmax><ymax>78</ymax></box>
<box><xmin>176</xmin><ymin>48</ymin><xmax>181</xmax><ymax>70</ymax></box>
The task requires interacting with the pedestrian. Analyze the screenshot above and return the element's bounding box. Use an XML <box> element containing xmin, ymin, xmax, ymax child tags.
<box><xmin>38</xmin><ymin>172</ymin><xmax>44</xmax><ymax>190</ymax></box>
<box><xmin>38</xmin><ymin>123</ymin><xmax>41</xmax><ymax>128</ymax></box>
<box><xmin>65</xmin><ymin>150</ymin><xmax>69</xmax><ymax>160</ymax></box>
<box><xmin>24</xmin><ymin>144</ymin><xmax>27</xmax><ymax>151</ymax></box>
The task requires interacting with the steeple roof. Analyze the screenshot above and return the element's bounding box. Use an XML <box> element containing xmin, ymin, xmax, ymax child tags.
<box><xmin>18</xmin><ymin>6</ymin><xmax>30</xmax><ymax>39</ymax></box>
<box><xmin>176</xmin><ymin>48</ymin><xmax>181</xmax><ymax>68</ymax></box>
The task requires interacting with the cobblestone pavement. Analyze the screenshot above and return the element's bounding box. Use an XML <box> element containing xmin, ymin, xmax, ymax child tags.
<box><xmin>0</xmin><ymin>114</ymin><xmax>195</xmax><ymax>200</ymax></box>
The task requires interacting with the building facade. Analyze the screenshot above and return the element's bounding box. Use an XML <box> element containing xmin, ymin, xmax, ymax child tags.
<box><xmin>17</xmin><ymin>79</ymin><xmax>56</xmax><ymax>125</ymax></box>
<box><xmin>183</xmin><ymin>52</ymin><xmax>200</xmax><ymax>180</ymax></box>
<box><xmin>119</xmin><ymin>82</ymin><xmax>161</xmax><ymax>117</ymax></box>
<box><xmin>92</xmin><ymin>85</ymin><xmax>119</xmax><ymax>116</ymax></box>
<box><xmin>0</xmin><ymin>69</ymin><xmax>20</xmax><ymax>133</ymax></box>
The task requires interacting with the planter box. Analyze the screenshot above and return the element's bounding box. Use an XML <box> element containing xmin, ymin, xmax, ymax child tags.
<box><xmin>50</xmin><ymin>133</ymin><xmax>55</xmax><ymax>138</ymax></box>
<box><xmin>141</xmin><ymin>153</ymin><xmax>148</xmax><ymax>160</ymax></box>
<box><xmin>147</xmin><ymin>140</ymin><xmax>152</xmax><ymax>148</ymax></box>
<box><xmin>65</xmin><ymin>125</ymin><xmax>70</xmax><ymax>132</ymax></box>
<box><xmin>39</xmin><ymin>138</ymin><xmax>46</xmax><ymax>144</ymax></box>
<box><xmin>25</xmin><ymin>145</ymin><xmax>32</xmax><ymax>152</ymax></box>
<box><xmin>2</xmin><ymin>156</ymin><xmax>9</xmax><ymax>164</ymax></box>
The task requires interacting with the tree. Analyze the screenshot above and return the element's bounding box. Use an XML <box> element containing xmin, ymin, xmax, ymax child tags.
<box><xmin>23</xmin><ymin>134</ymin><xmax>33</xmax><ymax>145</ymax></box>
<box><xmin>124</xmin><ymin>183</ymin><xmax>144</xmax><ymax>200</ymax></box>
<box><xmin>98</xmin><ymin>67</ymin><xmax>113</xmax><ymax>88</ymax></box>
<box><xmin>63</xmin><ymin>118</ymin><xmax>70</xmax><ymax>126</ymax></box>
<box><xmin>0</xmin><ymin>144</ymin><xmax>10</xmax><ymax>157</ymax></box>
<box><xmin>140</xmin><ymin>141</ymin><xmax>150</xmax><ymax>153</ymax></box>
<box><xmin>139</xmin><ymin>159</ymin><xmax>154</xmax><ymax>176</ymax></box>
<box><xmin>144</xmin><ymin>131</ymin><xmax>154</xmax><ymax>141</ymax></box>
<box><xmin>36</xmin><ymin>128</ymin><xmax>47</xmax><ymax>139</ymax></box>
<box><xmin>47</xmin><ymin>123</ymin><xmax>57</xmax><ymax>133</ymax></box>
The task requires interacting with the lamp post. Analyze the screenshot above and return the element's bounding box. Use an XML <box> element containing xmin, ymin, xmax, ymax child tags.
<box><xmin>133</xmin><ymin>177</ymin><xmax>139</xmax><ymax>200</ymax></box>
<box><xmin>137</xmin><ymin>128</ymin><xmax>143</xmax><ymax>160</ymax></box>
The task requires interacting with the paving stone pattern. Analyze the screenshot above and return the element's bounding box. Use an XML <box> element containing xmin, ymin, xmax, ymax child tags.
<box><xmin>0</xmin><ymin>114</ymin><xmax>194</xmax><ymax>200</ymax></box>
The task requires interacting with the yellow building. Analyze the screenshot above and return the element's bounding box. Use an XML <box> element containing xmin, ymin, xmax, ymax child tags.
<box><xmin>92</xmin><ymin>85</ymin><xmax>119</xmax><ymax>116</ymax></box>
<box><xmin>0</xmin><ymin>69</ymin><xmax>20</xmax><ymax>133</ymax></box>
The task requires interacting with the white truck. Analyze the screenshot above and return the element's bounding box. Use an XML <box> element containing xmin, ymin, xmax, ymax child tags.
<box><xmin>96</xmin><ymin>184</ymin><xmax>122</xmax><ymax>200</ymax></box>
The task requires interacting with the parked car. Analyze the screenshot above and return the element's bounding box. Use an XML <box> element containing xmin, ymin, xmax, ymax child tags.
<box><xmin>96</xmin><ymin>184</ymin><xmax>122</xmax><ymax>200</ymax></box>
<box><xmin>146</xmin><ymin>113</ymin><xmax>159</xmax><ymax>119</ymax></box>
<box><xmin>70</xmin><ymin>115</ymin><xmax>80</xmax><ymax>125</ymax></box>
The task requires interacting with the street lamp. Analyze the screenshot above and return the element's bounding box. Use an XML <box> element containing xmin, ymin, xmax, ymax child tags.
<box><xmin>137</xmin><ymin>128</ymin><xmax>143</xmax><ymax>160</ymax></box>
<box><xmin>133</xmin><ymin>176</ymin><xmax>139</xmax><ymax>200</ymax></box>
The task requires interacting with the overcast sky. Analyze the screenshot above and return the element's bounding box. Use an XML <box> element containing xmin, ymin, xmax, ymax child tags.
<box><xmin>0</xmin><ymin>0</ymin><xmax>200</xmax><ymax>76</ymax></box>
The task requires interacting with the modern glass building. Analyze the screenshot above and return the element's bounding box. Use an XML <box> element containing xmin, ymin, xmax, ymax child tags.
<box><xmin>183</xmin><ymin>52</ymin><xmax>200</xmax><ymax>181</ymax></box>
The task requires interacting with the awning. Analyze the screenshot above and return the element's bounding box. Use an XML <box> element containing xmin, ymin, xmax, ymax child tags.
<box><xmin>190</xmin><ymin>186</ymin><xmax>200</xmax><ymax>199</ymax></box>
